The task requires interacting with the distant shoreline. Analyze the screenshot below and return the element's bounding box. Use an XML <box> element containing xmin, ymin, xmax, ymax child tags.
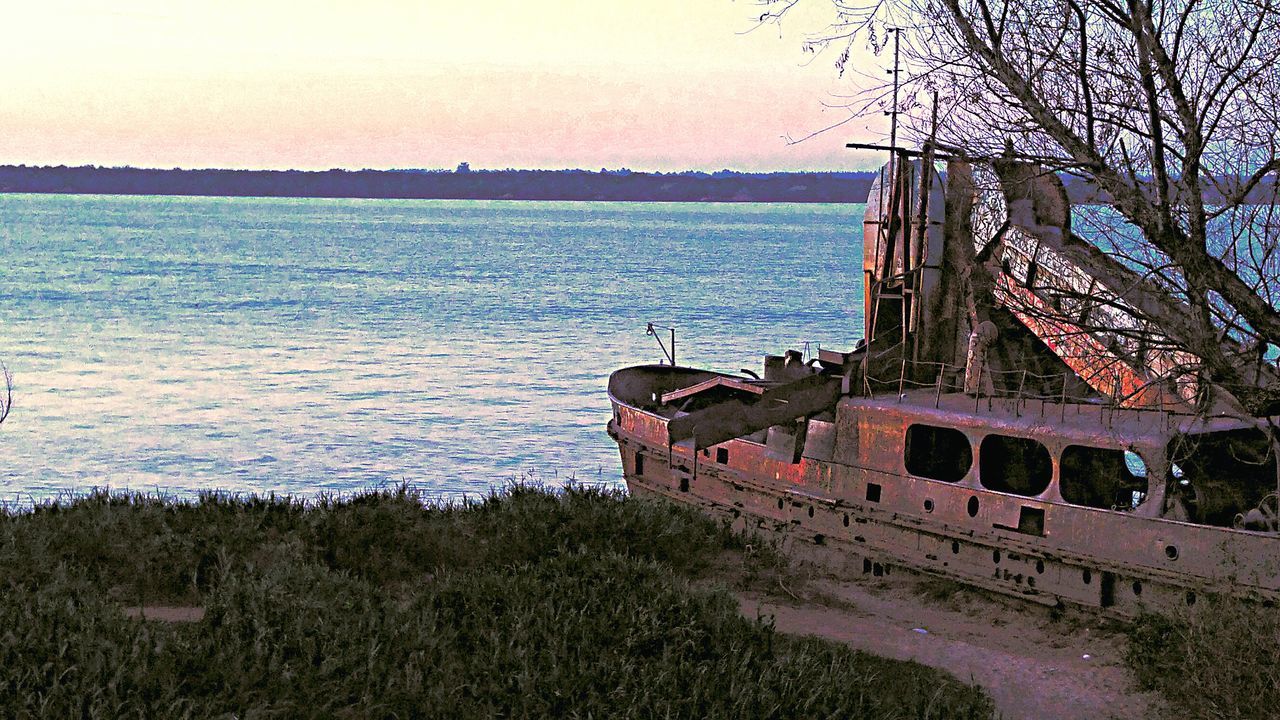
<box><xmin>0</xmin><ymin>165</ymin><xmax>876</xmax><ymax>204</ymax></box>
<box><xmin>6</xmin><ymin>165</ymin><xmax>1264</xmax><ymax>206</ymax></box>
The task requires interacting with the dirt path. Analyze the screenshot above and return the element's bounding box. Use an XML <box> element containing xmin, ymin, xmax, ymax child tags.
<box><xmin>123</xmin><ymin>606</ymin><xmax>205</xmax><ymax>622</ymax></box>
<box><xmin>736</xmin><ymin>571</ymin><xmax>1166</xmax><ymax>720</ymax></box>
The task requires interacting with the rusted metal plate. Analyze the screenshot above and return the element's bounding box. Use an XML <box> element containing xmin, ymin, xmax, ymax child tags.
<box><xmin>994</xmin><ymin>272</ymin><xmax>1192</xmax><ymax>410</ymax></box>
<box><xmin>666</xmin><ymin>374</ymin><xmax>840</xmax><ymax>450</ymax></box>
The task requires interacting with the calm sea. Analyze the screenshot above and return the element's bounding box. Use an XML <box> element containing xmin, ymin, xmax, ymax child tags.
<box><xmin>0</xmin><ymin>194</ymin><xmax>865</xmax><ymax>502</ymax></box>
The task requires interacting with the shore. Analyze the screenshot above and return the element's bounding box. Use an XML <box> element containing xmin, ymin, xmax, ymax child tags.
<box><xmin>0</xmin><ymin>484</ymin><xmax>992</xmax><ymax>718</ymax></box>
<box><xmin>3</xmin><ymin>483</ymin><xmax>1273</xmax><ymax>718</ymax></box>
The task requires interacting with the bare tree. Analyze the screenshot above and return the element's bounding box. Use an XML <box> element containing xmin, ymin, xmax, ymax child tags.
<box><xmin>0</xmin><ymin>364</ymin><xmax>10</xmax><ymax>426</ymax></box>
<box><xmin>758</xmin><ymin>0</ymin><xmax>1280</xmax><ymax>406</ymax></box>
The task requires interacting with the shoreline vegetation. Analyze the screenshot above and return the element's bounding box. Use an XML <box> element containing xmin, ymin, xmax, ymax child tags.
<box><xmin>0</xmin><ymin>483</ymin><xmax>993</xmax><ymax>719</ymax></box>
<box><xmin>0</xmin><ymin>165</ymin><xmax>875</xmax><ymax>204</ymax></box>
<box><xmin>4</xmin><ymin>483</ymin><xmax>1274</xmax><ymax>719</ymax></box>
<box><xmin>0</xmin><ymin>164</ymin><xmax>1125</xmax><ymax>204</ymax></box>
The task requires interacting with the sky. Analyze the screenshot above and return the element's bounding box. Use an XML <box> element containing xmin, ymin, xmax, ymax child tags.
<box><xmin>0</xmin><ymin>1</ymin><xmax>889</xmax><ymax>172</ymax></box>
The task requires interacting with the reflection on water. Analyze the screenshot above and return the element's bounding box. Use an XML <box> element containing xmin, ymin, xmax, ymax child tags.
<box><xmin>0</xmin><ymin>195</ymin><xmax>863</xmax><ymax>502</ymax></box>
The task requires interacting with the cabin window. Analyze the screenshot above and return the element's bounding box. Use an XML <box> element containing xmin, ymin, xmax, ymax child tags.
<box><xmin>1059</xmin><ymin>445</ymin><xmax>1148</xmax><ymax>511</ymax></box>
<box><xmin>1168</xmin><ymin>428</ymin><xmax>1276</xmax><ymax>528</ymax></box>
<box><xmin>904</xmin><ymin>424</ymin><xmax>971</xmax><ymax>482</ymax></box>
<box><xmin>634</xmin><ymin>452</ymin><xmax>644</xmax><ymax>477</ymax></box>
<box><xmin>716</xmin><ymin>447</ymin><xmax>729</xmax><ymax>464</ymax></box>
<box><xmin>979</xmin><ymin>434</ymin><xmax>1052</xmax><ymax>497</ymax></box>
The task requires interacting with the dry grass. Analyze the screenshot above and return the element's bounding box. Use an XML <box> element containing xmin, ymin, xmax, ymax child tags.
<box><xmin>1127</xmin><ymin>595</ymin><xmax>1280</xmax><ymax>720</ymax></box>
<box><xmin>0</xmin><ymin>483</ymin><xmax>995</xmax><ymax>719</ymax></box>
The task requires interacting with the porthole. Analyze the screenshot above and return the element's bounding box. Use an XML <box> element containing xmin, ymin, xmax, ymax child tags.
<box><xmin>842</xmin><ymin>514</ymin><xmax>850</xmax><ymax>527</ymax></box>
<box><xmin>1165</xmin><ymin>545</ymin><xmax>1179</xmax><ymax>561</ymax></box>
<box><xmin>1036</xmin><ymin>560</ymin><xmax>1045</xmax><ymax>574</ymax></box>
<box><xmin>967</xmin><ymin>496</ymin><xmax>980</xmax><ymax>517</ymax></box>
<box><xmin>777</xmin><ymin>498</ymin><xmax>784</xmax><ymax>510</ymax></box>
<box><xmin>923</xmin><ymin>499</ymin><xmax>935</xmax><ymax>513</ymax></box>
<box><xmin>1082</xmin><ymin>569</ymin><xmax>1092</xmax><ymax>585</ymax></box>
<box><xmin>807</xmin><ymin>506</ymin><xmax>815</xmax><ymax>518</ymax></box>
<box><xmin>992</xmin><ymin>549</ymin><xmax>1001</xmax><ymax>564</ymax></box>
<box><xmin>951</xmin><ymin>541</ymin><xmax>960</xmax><ymax>555</ymax></box>
<box><xmin>1132</xmin><ymin>580</ymin><xmax>1143</xmax><ymax>596</ymax></box>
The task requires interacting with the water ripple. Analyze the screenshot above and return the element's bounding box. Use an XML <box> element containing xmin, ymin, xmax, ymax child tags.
<box><xmin>0</xmin><ymin>195</ymin><xmax>864</xmax><ymax>502</ymax></box>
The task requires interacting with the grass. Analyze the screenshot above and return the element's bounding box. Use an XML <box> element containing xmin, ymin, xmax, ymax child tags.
<box><xmin>1127</xmin><ymin>596</ymin><xmax>1280</xmax><ymax>720</ymax></box>
<box><xmin>0</xmin><ymin>483</ymin><xmax>995</xmax><ymax>719</ymax></box>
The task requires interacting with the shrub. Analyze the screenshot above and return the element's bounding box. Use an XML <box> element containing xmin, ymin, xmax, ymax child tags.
<box><xmin>1127</xmin><ymin>596</ymin><xmax>1280</xmax><ymax>720</ymax></box>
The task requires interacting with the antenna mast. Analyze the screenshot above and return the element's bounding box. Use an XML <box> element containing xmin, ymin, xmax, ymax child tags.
<box><xmin>887</xmin><ymin>27</ymin><xmax>901</xmax><ymax>152</ymax></box>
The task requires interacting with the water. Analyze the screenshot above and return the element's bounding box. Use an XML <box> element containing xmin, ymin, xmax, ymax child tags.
<box><xmin>0</xmin><ymin>195</ymin><xmax>864</xmax><ymax>502</ymax></box>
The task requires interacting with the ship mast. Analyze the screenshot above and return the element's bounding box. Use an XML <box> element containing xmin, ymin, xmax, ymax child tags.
<box><xmin>863</xmin><ymin>28</ymin><xmax>909</xmax><ymax>361</ymax></box>
<box><xmin>887</xmin><ymin>27</ymin><xmax>901</xmax><ymax>155</ymax></box>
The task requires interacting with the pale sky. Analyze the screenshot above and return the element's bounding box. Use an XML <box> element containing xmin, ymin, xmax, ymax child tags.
<box><xmin>0</xmin><ymin>1</ymin><xmax>889</xmax><ymax>171</ymax></box>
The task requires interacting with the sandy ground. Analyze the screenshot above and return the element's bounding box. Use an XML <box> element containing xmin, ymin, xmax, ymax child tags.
<box><xmin>736</xmin><ymin>568</ymin><xmax>1168</xmax><ymax>720</ymax></box>
<box><xmin>123</xmin><ymin>606</ymin><xmax>205</xmax><ymax>623</ymax></box>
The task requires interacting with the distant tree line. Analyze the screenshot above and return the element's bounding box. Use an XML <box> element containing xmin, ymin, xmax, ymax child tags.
<box><xmin>0</xmin><ymin>163</ymin><xmax>1253</xmax><ymax>206</ymax></box>
<box><xmin>0</xmin><ymin>165</ymin><xmax>881</xmax><ymax>203</ymax></box>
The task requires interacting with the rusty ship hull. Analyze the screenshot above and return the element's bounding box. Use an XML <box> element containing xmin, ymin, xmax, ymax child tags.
<box><xmin>606</xmin><ymin>151</ymin><xmax>1280</xmax><ymax>616</ymax></box>
<box><xmin>609</xmin><ymin>365</ymin><xmax>1280</xmax><ymax>615</ymax></box>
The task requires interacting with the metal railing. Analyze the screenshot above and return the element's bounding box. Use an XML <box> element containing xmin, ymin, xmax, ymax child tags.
<box><xmin>860</xmin><ymin>357</ymin><xmax>1198</xmax><ymax>426</ymax></box>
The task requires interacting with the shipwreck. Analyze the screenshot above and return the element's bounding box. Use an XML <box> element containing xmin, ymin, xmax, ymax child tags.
<box><xmin>607</xmin><ymin>146</ymin><xmax>1280</xmax><ymax>615</ymax></box>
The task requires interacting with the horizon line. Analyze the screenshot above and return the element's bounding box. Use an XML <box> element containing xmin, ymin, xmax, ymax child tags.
<box><xmin>1</xmin><ymin>162</ymin><xmax>883</xmax><ymax>175</ymax></box>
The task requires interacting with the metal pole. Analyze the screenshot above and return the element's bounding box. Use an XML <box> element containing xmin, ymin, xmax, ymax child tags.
<box><xmin>646</xmin><ymin>323</ymin><xmax>677</xmax><ymax>366</ymax></box>
<box><xmin>888</xmin><ymin>28</ymin><xmax>901</xmax><ymax>153</ymax></box>
<box><xmin>974</xmin><ymin>364</ymin><xmax>983</xmax><ymax>412</ymax></box>
<box><xmin>1017</xmin><ymin>369</ymin><xmax>1028</xmax><ymax>416</ymax></box>
<box><xmin>1060</xmin><ymin>374</ymin><xmax>1068</xmax><ymax>422</ymax></box>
